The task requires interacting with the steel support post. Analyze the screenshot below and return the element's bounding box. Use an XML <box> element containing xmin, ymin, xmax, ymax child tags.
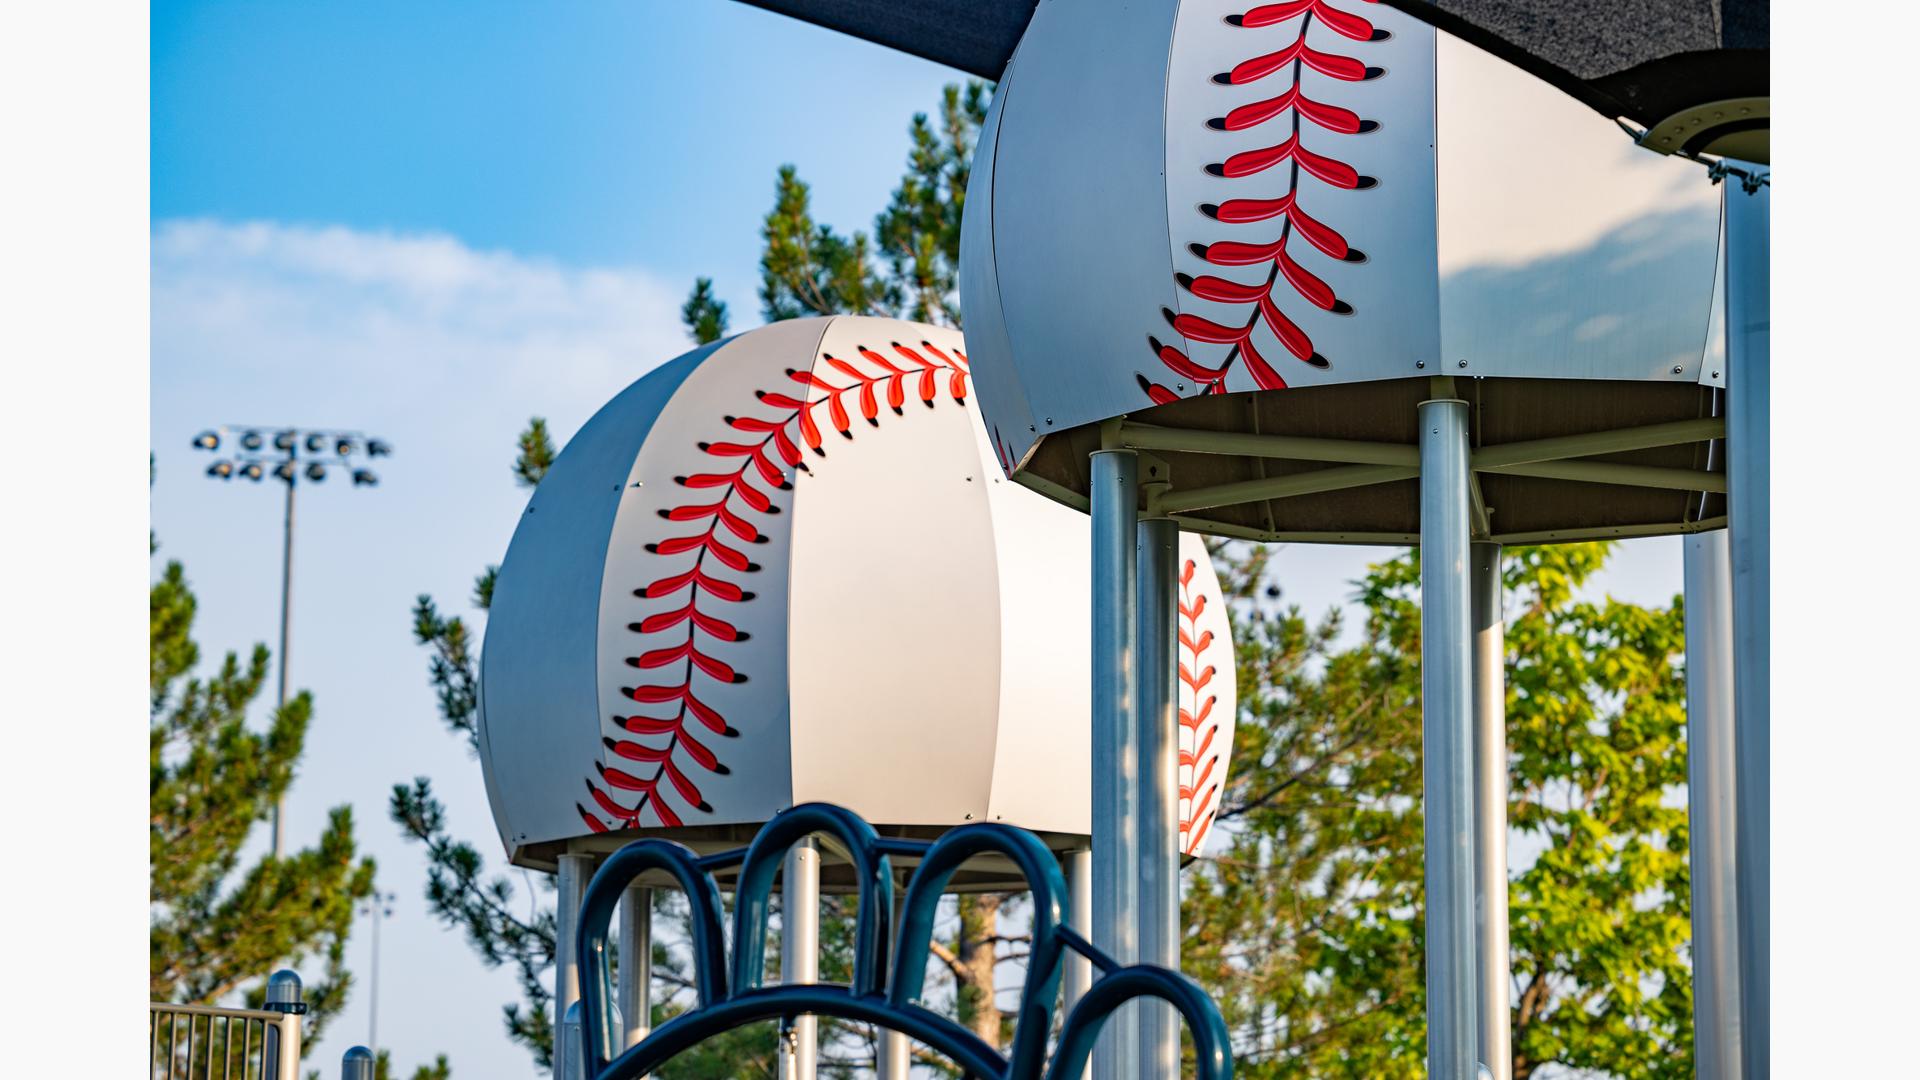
<box><xmin>1471</xmin><ymin>543</ymin><xmax>1511</xmax><ymax>1080</ymax></box>
<box><xmin>620</xmin><ymin>884</ymin><xmax>653</xmax><ymax>1052</ymax></box>
<box><xmin>272</xmin><ymin>475</ymin><xmax>294</xmax><ymax>857</ymax></box>
<box><xmin>1090</xmin><ymin>448</ymin><xmax>1141</xmax><ymax>1080</ymax></box>
<box><xmin>1421</xmin><ymin>398</ymin><xmax>1478</xmax><ymax>1080</ymax></box>
<box><xmin>1060</xmin><ymin>847</ymin><xmax>1094</xmax><ymax>1018</ymax></box>
<box><xmin>780</xmin><ymin>839</ymin><xmax>820</xmax><ymax>1080</ymax></box>
<box><xmin>555</xmin><ymin>852</ymin><xmax>592</xmax><ymax>1080</ymax></box>
<box><xmin>878</xmin><ymin>884</ymin><xmax>911</xmax><ymax>1080</ymax></box>
<box><xmin>1137</xmin><ymin>516</ymin><xmax>1181</xmax><ymax>1080</ymax></box>
<box><xmin>1685</xmin><ymin>530</ymin><xmax>1743</xmax><ymax>1079</ymax></box>
<box><xmin>1723</xmin><ymin>171</ymin><xmax>1769</xmax><ymax>1080</ymax></box>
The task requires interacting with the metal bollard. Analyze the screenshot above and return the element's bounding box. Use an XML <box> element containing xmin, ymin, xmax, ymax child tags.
<box><xmin>342</xmin><ymin>1046</ymin><xmax>375</xmax><ymax>1080</ymax></box>
<box><xmin>563</xmin><ymin>999</ymin><xmax>587</xmax><ymax>1080</ymax></box>
<box><xmin>263</xmin><ymin>969</ymin><xmax>307</xmax><ymax>1080</ymax></box>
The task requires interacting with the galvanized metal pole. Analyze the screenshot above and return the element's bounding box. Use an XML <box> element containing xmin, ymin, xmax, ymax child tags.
<box><xmin>1685</xmin><ymin>529</ymin><xmax>1743</xmax><ymax>1080</ymax></box>
<box><xmin>1137</xmin><ymin>515</ymin><xmax>1181</xmax><ymax>1080</ymax></box>
<box><xmin>878</xmin><ymin>885</ymin><xmax>910</xmax><ymax>1080</ymax></box>
<box><xmin>554</xmin><ymin>852</ymin><xmax>592</xmax><ymax>1080</ymax></box>
<box><xmin>1089</xmin><ymin>447</ymin><xmax>1141</xmax><ymax>1080</ymax></box>
<box><xmin>780</xmin><ymin>839</ymin><xmax>820</xmax><ymax>1080</ymax></box>
<box><xmin>1421</xmin><ymin>397</ymin><xmax>1478</xmax><ymax>1080</ymax></box>
<box><xmin>265</xmin><ymin>969</ymin><xmax>305</xmax><ymax>1080</ymax></box>
<box><xmin>1722</xmin><ymin>172</ymin><xmax>1769</xmax><ymax>1080</ymax></box>
<box><xmin>1470</xmin><ymin>543</ymin><xmax>1511</xmax><ymax>1080</ymax></box>
<box><xmin>1061</xmin><ymin>847</ymin><xmax>1093</xmax><ymax>1017</ymax></box>
<box><xmin>272</xmin><ymin>471</ymin><xmax>294</xmax><ymax>858</ymax></box>
<box><xmin>619</xmin><ymin>884</ymin><xmax>653</xmax><ymax>1051</ymax></box>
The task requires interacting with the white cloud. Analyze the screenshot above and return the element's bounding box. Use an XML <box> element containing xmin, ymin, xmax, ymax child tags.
<box><xmin>153</xmin><ymin>219</ymin><xmax>694</xmax><ymax>430</ymax></box>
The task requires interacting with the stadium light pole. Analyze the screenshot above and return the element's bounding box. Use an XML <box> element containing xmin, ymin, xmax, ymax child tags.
<box><xmin>191</xmin><ymin>425</ymin><xmax>392</xmax><ymax>856</ymax></box>
<box><xmin>360</xmin><ymin>889</ymin><xmax>398</xmax><ymax>1061</ymax></box>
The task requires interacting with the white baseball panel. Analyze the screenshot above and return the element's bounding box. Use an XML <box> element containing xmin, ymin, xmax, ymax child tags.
<box><xmin>785</xmin><ymin>319</ymin><xmax>1006</xmax><ymax>824</ymax></box>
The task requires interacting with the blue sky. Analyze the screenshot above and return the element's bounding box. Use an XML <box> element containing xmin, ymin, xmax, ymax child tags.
<box><xmin>150</xmin><ymin>3</ymin><xmax>1685</xmax><ymax>1077</ymax></box>
<box><xmin>155</xmin><ymin>0</ymin><xmax>968</xmax><ymax>321</ymax></box>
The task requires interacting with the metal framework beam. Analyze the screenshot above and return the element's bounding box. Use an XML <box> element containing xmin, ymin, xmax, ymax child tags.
<box><xmin>1152</xmin><ymin>464</ymin><xmax>1418</xmax><ymax>516</ymax></box>
<box><xmin>1469</xmin><ymin>418</ymin><xmax>1725</xmax><ymax>470</ymax></box>
<box><xmin>1478</xmin><ymin>459</ymin><xmax>1726</xmax><ymax>493</ymax></box>
<box><xmin>1117</xmin><ymin>421</ymin><xmax>1418</xmax><ymax>466</ymax></box>
<box><xmin>1490</xmin><ymin>516</ymin><xmax>1725</xmax><ymax>546</ymax></box>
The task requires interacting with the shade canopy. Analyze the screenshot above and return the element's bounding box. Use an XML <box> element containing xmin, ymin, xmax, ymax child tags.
<box><xmin>480</xmin><ymin>316</ymin><xmax>1237</xmax><ymax>871</ymax></box>
<box><xmin>958</xmin><ymin>1</ymin><xmax>1730</xmax><ymax>545</ymax></box>
<box><xmin>738</xmin><ymin>0</ymin><xmax>1764</xmax><ymax>160</ymax></box>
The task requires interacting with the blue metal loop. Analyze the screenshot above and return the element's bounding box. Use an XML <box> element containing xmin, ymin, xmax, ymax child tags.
<box><xmin>888</xmin><ymin>822</ymin><xmax>1067</xmax><ymax>1080</ymax></box>
<box><xmin>575</xmin><ymin>838</ymin><xmax>727</xmax><ymax>1080</ymax></box>
<box><xmin>575</xmin><ymin>804</ymin><xmax>1232</xmax><ymax>1080</ymax></box>
<box><xmin>730</xmin><ymin>802</ymin><xmax>893</xmax><ymax>998</ymax></box>
<box><xmin>1048</xmin><ymin>964</ymin><xmax>1235</xmax><ymax>1080</ymax></box>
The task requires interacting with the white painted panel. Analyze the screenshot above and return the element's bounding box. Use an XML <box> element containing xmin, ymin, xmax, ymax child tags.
<box><xmin>590</xmin><ymin>319</ymin><xmax>831</xmax><ymax>832</ymax></box>
<box><xmin>1435</xmin><ymin>32</ymin><xmax>1719</xmax><ymax>382</ymax></box>
<box><xmin>1165</xmin><ymin>0</ymin><xmax>1441</xmax><ymax>392</ymax></box>
<box><xmin>786</xmin><ymin>319</ymin><xmax>1004</xmax><ymax>825</ymax></box>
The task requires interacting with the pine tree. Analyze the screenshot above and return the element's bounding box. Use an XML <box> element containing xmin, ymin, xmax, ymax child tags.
<box><xmin>681</xmin><ymin>277</ymin><xmax>732</xmax><ymax>344</ymax></box>
<box><xmin>150</xmin><ymin>552</ymin><xmax>377</xmax><ymax>1044</ymax></box>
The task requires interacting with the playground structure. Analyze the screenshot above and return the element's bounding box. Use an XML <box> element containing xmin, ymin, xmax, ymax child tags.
<box><xmin>477</xmin><ymin>316</ymin><xmax>1238</xmax><ymax>1079</ymax></box>
<box><xmin>145</xmin><ymin>3</ymin><xmax>1767</xmax><ymax>1076</ymax></box>
<box><xmin>955</xmin><ymin>2</ymin><xmax>1766</xmax><ymax>1078</ymax></box>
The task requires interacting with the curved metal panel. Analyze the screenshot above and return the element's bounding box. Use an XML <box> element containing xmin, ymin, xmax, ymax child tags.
<box><xmin>978</xmin><ymin>0</ymin><xmax>1184</xmax><ymax>471</ymax></box>
<box><xmin>589</xmin><ymin>317</ymin><xmax>831</xmax><ymax>834</ymax></box>
<box><xmin>1162</xmin><ymin>2</ymin><xmax>1440</xmax><ymax>393</ymax></box>
<box><xmin>480</xmin><ymin>342</ymin><xmax>716</xmax><ymax>858</ymax></box>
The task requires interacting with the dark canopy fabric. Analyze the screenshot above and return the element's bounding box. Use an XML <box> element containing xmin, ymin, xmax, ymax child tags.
<box><xmin>736</xmin><ymin>0</ymin><xmax>1765</xmax><ymax>131</ymax></box>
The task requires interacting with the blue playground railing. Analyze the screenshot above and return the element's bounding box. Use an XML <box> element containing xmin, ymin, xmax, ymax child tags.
<box><xmin>575</xmin><ymin>802</ymin><xmax>1232</xmax><ymax>1080</ymax></box>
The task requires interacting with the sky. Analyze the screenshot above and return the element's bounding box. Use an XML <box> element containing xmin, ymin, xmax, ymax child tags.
<box><xmin>151</xmin><ymin>3</ymin><xmax>1688</xmax><ymax>1077</ymax></box>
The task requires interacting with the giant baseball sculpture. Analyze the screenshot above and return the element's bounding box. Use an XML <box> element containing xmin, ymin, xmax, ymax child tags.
<box><xmin>478</xmin><ymin>315</ymin><xmax>1237</xmax><ymax>1079</ymax></box>
<box><xmin>961</xmin><ymin>5</ymin><xmax>1743</xmax><ymax>1079</ymax></box>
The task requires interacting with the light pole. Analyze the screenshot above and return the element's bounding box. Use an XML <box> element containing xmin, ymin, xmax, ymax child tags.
<box><xmin>360</xmin><ymin>889</ymin><xmax>398</xmax><ymax>1061</ymax></box>
<box><xmin>191</xmin><ymin>425</ymin><xmax>391</xmax><ymax>857</ymax></box>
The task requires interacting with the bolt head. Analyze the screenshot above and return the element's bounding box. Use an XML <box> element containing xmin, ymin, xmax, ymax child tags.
<box><xmin>1457</xmin><ymin>359</ymin><xmax>1468</xmax><ymax>368</ymax></box>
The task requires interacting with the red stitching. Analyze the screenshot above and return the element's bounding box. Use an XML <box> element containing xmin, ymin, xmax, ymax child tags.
<box><xmin>1139</xmin><ymin>0</ymin><xmax>1382</xmax><ymax>405</ymax></box>
<box><xmin>578</xmin><ymin>339</ymin><xmax>971</xmax><ymax>832</ymax></box>
<box><xmin>1177</xmin><ymin>558</ymin><xmax>1226</xmax><ymax>854</ymax></box>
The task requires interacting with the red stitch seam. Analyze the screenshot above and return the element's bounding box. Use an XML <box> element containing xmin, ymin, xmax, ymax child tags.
<box><xmin>1139</xmin><ymin>0</ymin><xmax>1382</xmax><ymax>405</ymax></box>
<box><xmin>578</xmin><ymin>339</ymin><xmax>971</xmax><ymax>833</ymax></box>
<box><xmin>1177</xmin><ymin>558</ymin><xmax>1224</xmax><ymax>855</ymax></box>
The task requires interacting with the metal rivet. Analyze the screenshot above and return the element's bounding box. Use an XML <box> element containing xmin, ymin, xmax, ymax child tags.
<box><xmin>1672</xmin><ymin>365</ymin><xmax>1684</xmax><ymax>374</ymax></box>
<box><xmin>1045</xmin><ymin>417</ymin><xmax>1054</xmax><ymax>425</ymax></box>
<box><xmin>1712</xmin><ymin>370</ymin><xmax>1721</xmax><ymax>378</ymax></box>
<box><xmin>1457</xmin><ymin>359</ymin><xmax>1468</xmax><ymax>368</ymax></box>
<box><xmin>1416</xmin><ymin>360</ymin><xmax>1426</xmax><ymax>369</ymax></box>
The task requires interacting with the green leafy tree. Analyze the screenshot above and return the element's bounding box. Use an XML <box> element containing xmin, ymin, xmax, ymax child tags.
<box><xmin>150</xmin><ymin>554</ymin><xmax>377</xmax><ymax>1043</ymax></box>
<box><xmin>1183</xmin><ymin>543</ymin><xmax>1693</xmax><ymax>1079</ymax></box>
<box><xmin>681</xmin><ymin>277</ymin><xmax>732</xmax><ymax>344</ymax></box>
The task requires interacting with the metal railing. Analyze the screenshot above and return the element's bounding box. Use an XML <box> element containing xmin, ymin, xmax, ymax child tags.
<box><xmin>150</xmin><ymin>970</ymin><xmax>305</xmax><ymax>1080</ymax></box>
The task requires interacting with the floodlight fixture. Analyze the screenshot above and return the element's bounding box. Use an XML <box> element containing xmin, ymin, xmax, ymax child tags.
<box><xmin>366</xmin><ymin>438</ymin><xmax>391</xmax><ymax>457</ymax></box>
<box><xmin>306</xmin><ymin>433</ymin><xmax>327</xmax><ymax>453</ymax></box>
<box><xmin>306</xmin><ymin>463</ymin><xmax>327</xmax><ymax>482</ymax></box>
<box><xmin>241</xmin><ymin>430</ymin><xmax>264</xmax><ymax>451</ymax></box>
<box><xmin>193</xmin><ymin>431</ymin><xmax>220</xmax><ymax>451</ymax></box>
<box><xmin>351</xmin><ymin>469</ymin><xmax>378</xmax><ymax>487</ymax></box>
<box><xmin>274</xmin><ymin>430</ymin><xmax>297</xmax><ymax>452</ymax></box>
<box><xmin>242</xmin><ymin>462</ymin><xmax>264</xmax><ymax>481</ymax></box>
<box><xmin>207</xmin><ymin>461</ymin><xmax>234</xmax><ymax>479</ymax></box>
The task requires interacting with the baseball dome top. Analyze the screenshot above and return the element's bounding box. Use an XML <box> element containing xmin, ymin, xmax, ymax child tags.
<box><xmin>479</xmin><ymin>316</ymin><xmax>1237</xmax><ymax>879</ymax></box>
<box><xmin>959</xmin><ymin>0</ymin><xmax>1735</xmax><ymax>546</ymax></box>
